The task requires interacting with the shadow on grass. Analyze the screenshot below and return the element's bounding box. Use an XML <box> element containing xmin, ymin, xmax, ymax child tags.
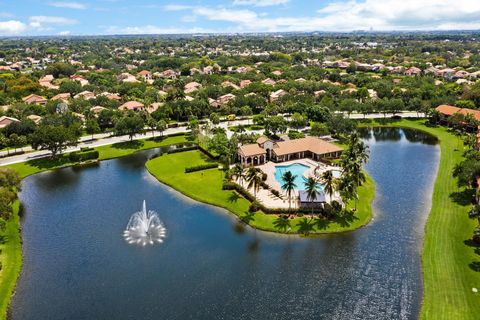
<box><xmin>273</xmin><ymin>215</ymin><xmax>291</xmax><ymax>231</ymax></box>
<box><xmin>315</xmin><ymin>218</ymin><xmax>331</xmax><ymax>230</ymax></box>
<box><xmin>24</xmin><ymin>155</ymin><xmax>72</xmax><ymax>170</ymax></box>
<box><xmin>111</xmin><ymin>140</ymin><xmax>144</xmax><ymax>150</ymax></box>
<box><xmin>335</xmin><ymin>211</ymin><xmax>359</xmax><ymax>228</ymax></box>
<box><xmin>228</xmin><ymin>192</ymin><xmax>241</xmax><ymax>204</ymax></box>
<box><xmin>297</xmin><ymin>218</ymin><xmax>315</xmax><ymax>235</ymax></box>
<box><xmin>450</xmin><ymin>189</ymin><xmax>475</xmax><ymax>206</ymax></box>
<box><xmin>240</xmin><ymin>212</ymin><xmax>255</xmax><ymax>224</ymax></box>
<box><xmin>0</xmin><ymin>235</ymin><xmax>8</xmax><ymax>244</ymax></box>
<box><xmin>469</xmin><ymin>261</ymin><xmax>480</xmax><ymax>272</ymax></box>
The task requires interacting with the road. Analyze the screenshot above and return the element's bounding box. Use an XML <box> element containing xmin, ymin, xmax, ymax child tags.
<box><xmin>0</xmin><ymin>112</ymin><xmax>425</xmax><ymax>166</ymax></box>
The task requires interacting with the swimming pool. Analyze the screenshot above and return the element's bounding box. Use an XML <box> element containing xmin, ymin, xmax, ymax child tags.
<box><xmin>274</xmin><ymin>163</ymin><xmax>311</xmax><ymax>190</ymax></box>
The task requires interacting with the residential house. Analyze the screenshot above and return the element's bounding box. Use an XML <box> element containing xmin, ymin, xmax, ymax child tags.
<box><xmin>51</xmin><ymin>92</ymin><xmax>71</xmax><ymax>102</ymax></box>
<box><xmin>237</xmin><ymin>136</ymin><xmax>343</xmax><ymax>166</ymax></box>
<box><xmin>74</xmin><ymin>91</ymin><xmax>95</xmax><ymax>100</ymax></box>
<box><xmin>119</xmin><ymin>101</ymin><xmax>145</xmax><ymax>111</ymax></box>
<box><xmin>0</xmin><ymin>116</ymin><xmax>20</xmax><ymax>129</ymax></box>
<box><xmin>270</xmin><ymin>89</ymin><xmax>287</xmax><ymax>102</ymax></box>
<box><xmin>22</xmin><ymin>94</ymin><xmax>47</xmax><ymax>106</ymax></box>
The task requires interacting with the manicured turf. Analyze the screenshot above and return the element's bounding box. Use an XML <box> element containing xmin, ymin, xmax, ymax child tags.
<box><xmin>362</xmin><ymin>119</ymin><xmax>479</xmax><ymax>320</ymax></box>
<box><xmin>7</xmin><ymin>135</ymin><xmax>187</xmax><ymax>178</ymax></box>
<box><xmin>0</xmin><ymin>202</ymin><xmax>22</xmax><ymax>320</ymax></box>
<box><xmin>146</xmin><ymin>150</ymin><xmax>375</xmax><ymax>235</ymax></box>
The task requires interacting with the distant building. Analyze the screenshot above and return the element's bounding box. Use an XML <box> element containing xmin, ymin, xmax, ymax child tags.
<box><xmin>22</xmin><ymin>94</ymin><xmax>47</xmax><ymax>106</ymax></box>
<box><xmin>119</xmin><ymin>101</ymin><xmax>144</xmax><ymax>111</ymax></box>
<box><xmin>0</xmin><ymin>116</ymin><xmax>20</xmax><ymax>129</ymax></box>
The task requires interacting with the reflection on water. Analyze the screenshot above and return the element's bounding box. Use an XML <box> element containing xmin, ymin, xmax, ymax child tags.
<box><xmin>358</xmin><ymin>127</ymin><xmax>438</xmax><ymax>145</ymax></box>
<box><xmin>11</xmin><ymin>131</ymin><xmax>440</xmax><ymax>320</ymax></box>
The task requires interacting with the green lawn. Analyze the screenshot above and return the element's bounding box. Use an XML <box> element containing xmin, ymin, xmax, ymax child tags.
<box><xmin>8</xmin><ymin>135</ymin><xmax>187</xmax><ymax>178</ymax></box>
<box><xmin>0</xmin><ymin>202</ymin><xmax>22</xmax><ymax>319</ymax></box>
<box><xmin>146</xmin><ymin>150</ymin><xmax>375</xmax><ymax>235</ymax></box>
<box><xmin>361</xmin><ymin>119</ymin><xmax>479</xmax><ymax>320</ymax></box>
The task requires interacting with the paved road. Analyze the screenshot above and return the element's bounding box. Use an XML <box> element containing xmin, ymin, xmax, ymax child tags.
<box><xmin>0</xmin><ymin>112</ymin><xmax>425</xmax><ymax>166</ymax></box>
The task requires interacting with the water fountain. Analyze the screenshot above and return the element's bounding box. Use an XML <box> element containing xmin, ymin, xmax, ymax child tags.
<box><xmin>123</xmin><ymin>201</ymin><xmax>166</xmax><ymax>246</ymax></box>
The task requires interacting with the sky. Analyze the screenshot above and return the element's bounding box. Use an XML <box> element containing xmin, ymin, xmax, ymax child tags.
<box><xmin>1</xmin><ymin>0</ymin><xmax>480</xmax><ymax>36</ymax></box>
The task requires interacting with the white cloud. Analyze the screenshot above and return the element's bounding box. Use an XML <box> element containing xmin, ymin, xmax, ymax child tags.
<box><xmin>233</xmin><ymin>0</ymin><xmax>289</xmax><ymax>7</ymax></box>
<box><xmin>103</xmin><ymin>25</ymin><xmax>215</xmax><ymax>35</ymax></box>
<box><xmin>0</xmin><ymin>20</ymin><xmax>27</xmax><ymax>35</ymax></box>
<box><xmin>177</xmin><ymin>1</ymin><xmax>480</xmax><ymax>32</ymax></box>
<box><xmin>58</xmin><ymin>30</ymin><xmax>71</xmax><ymax>35</ymax></box>
<box><xmin>49</xmin><ymin>1</ymin><xmax>87</xmax><ymax>10</ymax></box>
<box><xmin>163</xmin><ymin>4</ymin><xmax>193</xmax><ymax>11</ymax></box>
<box><xmin>29</xmin><ymin>16</ymin><xmax>78</xmax><ymax>28</ymax></box>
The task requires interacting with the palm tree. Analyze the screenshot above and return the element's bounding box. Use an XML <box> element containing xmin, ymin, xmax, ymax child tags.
<box><xmin>304</xmin><ymin>176</ymin><xmax>320</xmax><ymax>216</ymax></box>
<box><xmin>233</xmin><ymin>163</ymin><xmax>245</xmax><ymax>186</ymax></box>
<box><xmin>281</xmin><ymin>170</ymin><xmax>297</xmax><ymax>210</ymax></box>
<box><xmin>321</xmin><ymin>170</ymin><xmax>336</xmax><ymax>203</ymax></box>
<box><xmin>246</xmin><ymin>167</ymin><xmax>263</xmax><ymax>200</ymax></box>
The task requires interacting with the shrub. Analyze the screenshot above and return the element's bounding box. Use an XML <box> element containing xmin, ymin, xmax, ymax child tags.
<box><xmin>249</xmin><ymin>201</ymin><xmax>261</xmax><ymax>212</ymax></box>
<box><xmin>185</xmin><ymin>163</ymin><xmax>218</xmax><ymax>173</ymax></box>
<box><xmin>288</xmin><ymin>130</ymin><xmax>305</xmax><ymax>140</ymax></box>
<box><xmin>261</xmin><ymin>173</ymin><xmax>267</xmax><ymax>181</ymax></box>
<box><xmin>167</xmin><ymin>145</ymin><xmax>198</xmax><ymax>154</ymax></box>
<box><xmin>80</xmin><ymin>147</ymin><xmax>94</xmax><ymax>152</ymax></box>
<box><xmin>69</xmin><ymin>150</ymin><xmax>99</xmax><ymax>162</ymax></box>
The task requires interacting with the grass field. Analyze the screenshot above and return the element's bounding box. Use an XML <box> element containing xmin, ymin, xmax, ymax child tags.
<box><xmin>146</xmin><ymin>150</ymin><xmax>375</xmax><ymax>235</ymax></box>
<box><xmin>0</xmin><ymin>202</ymin><xmax>22</xmax><ymax>319</ymax></box>
<box><xmin>361</xmin><ymin>119</ymin><xmax>479</xmax><ymax>320</ymax></box>
<box><xmin>7</xmin><ymin>135</ymin><xmax>187</xmax><ymax>178</ymax></box>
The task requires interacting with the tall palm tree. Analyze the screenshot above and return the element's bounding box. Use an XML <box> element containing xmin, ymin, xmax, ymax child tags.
<box><xmin>246</xmin><ymin>167</ymin><xmax>263</xmax><ymax>200</ymax></box>
<box><xmin>281</xmin><ymin>170</ymin><xmax>297</xmax><ymax>210</ymax></box>
<box><xmin>233</xmin><ymin>163</ymin><xmax>245</xmax><ymax>186</ymax></box>
<box><xmin>304</xmin><ymin>176</ymin><xmax>320</xmax><ymax>216</ymax></box>
<box><xmin>321</xmin><ymin>170</ymin><xmax>336</xmax><ymax>203</ymax></box>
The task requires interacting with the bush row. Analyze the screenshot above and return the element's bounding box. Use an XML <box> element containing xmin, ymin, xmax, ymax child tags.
<box><xmin>167</xmin><ymin>145</ymin><xmax>198</xmax><ymax>154</ymax></box>
<box><xmin>185</xmin><ymin>163</ymin><xmax>218</xmax><ymax>173</ymax></box>
<box><xmin>69</xmin><ymin>150</ymin><xmax>99</xmax><ymax>162</ymax></box>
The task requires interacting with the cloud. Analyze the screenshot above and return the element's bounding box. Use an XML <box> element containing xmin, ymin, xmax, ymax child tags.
<box><xmin>28</xmin><ymin>16</ymin><xmax>78</xmax><ymax>30</ymax></box>
<box><xmin>163</xmin><ymin>4</ymin><xmax>193</xmax><ymax>11</ymax></box>
<box><xmin>0</xmin><ymin>20</ymin><xmax>27</xmax><ymax>35</ymax></box>
<box><xmin>103</xmin><ymin>25</ymin><xmax>215</xmax><ymax>35</ymax></box>
<box><xmin>173</xmin><ymin>1</ymin><xmax>480</xmax><ymax>32</ymax></box>
<box><xmin>49</xmin><ymin>1</ymin><xmax>87</xmax><ymax>10</ymax></box>
<box><xmin>233</xmin><ymin>0</ymin><xmax>289</xmax><ymax>7</ymax></box>
<box><xmin>58</xmin><ymin>30</ymin><xmax>71</xmax><ymax>35</ymax></box>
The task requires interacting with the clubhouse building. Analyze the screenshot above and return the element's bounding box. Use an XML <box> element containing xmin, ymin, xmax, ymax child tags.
<box><xmin>237</xmin><ymin>136</ymin><xmax>343</xmax><ymax>166</ymax></box>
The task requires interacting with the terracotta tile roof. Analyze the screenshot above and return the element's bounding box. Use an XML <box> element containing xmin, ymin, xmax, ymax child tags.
<box><xmin>273</xmin><ymin>137</ymin><xmax>343</xmax><ymax>156</ymax></box>
<box><xmin>458</xmin><ymin>108</ymin><xmax>480</xmax><ymax>121</ymax></box>
<box><xmin>119</xmin><ymin>101</ymin><xmax>144</xmax><ymax>110</ymax></box>
<box><xmin>436</xmin><ymin>105</ymin><xmax>460</xmax><ymax>116</ymax></box>
<box><xmin>238</xmin><ymin>144</ymin><xmax>266</xmax><ymax>157</ymax></box>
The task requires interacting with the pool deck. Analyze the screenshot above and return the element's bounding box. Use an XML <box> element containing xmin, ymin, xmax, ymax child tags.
<box><xmin>237</xmin><ymin>159</ymin><xmax>342</xmax><ymax>209</ymax></box>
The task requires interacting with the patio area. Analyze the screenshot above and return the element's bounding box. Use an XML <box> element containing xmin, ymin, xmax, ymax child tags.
<box><xmin>235</xmin><ymin>159</ymin><xmax>342</xmax><ymax>210</ymax></box>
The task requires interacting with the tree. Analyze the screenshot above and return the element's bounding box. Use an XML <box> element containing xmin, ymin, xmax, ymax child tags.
<box><xmin>156</xmin><ymin>119</ymin><xmax>167</xmax><ymax>137</ymax></box>
<box><xmin>85</xmin><ymin>119</ymin><xmax>100</xmax><ymax>140</ymax></box>
<box><xmin>321</xmin><ymin>170</ymin><xmax>336</xmax><ymax>203</ymax></box>
<box><xmin>310</xmin><ymin>122</ymin><xmax>329</xmax><ymax>137</ymax></box>
<box><xmin>265</xmin><ymin>115</ymin><xmax>288</xmax><ymax>136</ymax></box>
<box><xmin>7</xmin><ymin>134</ymin><xmax>27</xmax><ymax>153</ymax></box>
<box><xmin>290</xmin><ymin>112</ymin><xmax>307</xmax><ymax>129</ymax></box>
<box><xmin>233</xmin><ymin>163</ymin><xmax>245</xmax><ymax>187</ymax></box>
<box><xmin>246</xmin><ymin>167</ymin><xmax>263</xmax><ymax>200</ymax></box>
<box><xmin>0</xmin><ymin>168</ymin><xmax>21</xmax><ymax>220</ymax></box>
<box><xmin>187</xmin><ymin>117</ymin><xmax>200</xmax><ymax>139</ymax></box>
<box><xmin>304</xmin><ymin>176</ymin><xmax>320</xmax><ymax>216</ymax></box>
<box><xmin>114</xmin><ymin>114</ymin><xmax>145</xmax><ymax>141</ymax></box>
<box><xmin>209</xmin><ymin>112</ymin><xmax>220</xmax><ymax>126</ymax></box>
<box><xmin>281</xmin><ymin>170</ymin><xmax>297</xmax><ymax>210</ymax></box>
<box><xmin>29</xmin><ymin>124</ymin><xmax>80</xmax><ymax>158</ymax></box>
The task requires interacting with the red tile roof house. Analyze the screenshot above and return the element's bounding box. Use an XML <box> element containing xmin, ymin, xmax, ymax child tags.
<box><xmin>22</xmin><ymin>94</ymin><xmax>47</xmax><ymax>106</ymax></box>
<box><xmin>405</xmin><ymin>67</ymin><xmax>422</xmax><ymax>76</ymax></box>
<box><xmin>237</xmin><ymin>136</ymin><xmax>343</xmax><ymax>166</ymax></box>
<box><xmin>119</xmin><ymin>101</ymin><xmax>145</xmax><ymax>111</ymax></box>
<box><xmin>436</xmin><ymin>104</ymin><xmax>480</xmax><ymax>126</ymax></box>
<box><xmin>137</xmin><ymin>70</ymin><xmax>152</xmax><ymax>81</ymax></box>
<box><xmin>0</xmin><ymin>116</ymin><xmax>20</xmax><ymax>129</ymax></box>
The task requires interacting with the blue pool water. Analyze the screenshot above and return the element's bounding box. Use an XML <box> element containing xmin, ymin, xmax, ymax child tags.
<box><xmin>274</xmin><ymin>163</ymin><xmax>311</xmax><ymax>190</ymax></box>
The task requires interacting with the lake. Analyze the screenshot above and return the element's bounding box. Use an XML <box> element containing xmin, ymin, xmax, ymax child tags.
<box><xmin>10</xmin><ymin>127</ymin><xmax>440</xmax><ymax>320</ymax></box>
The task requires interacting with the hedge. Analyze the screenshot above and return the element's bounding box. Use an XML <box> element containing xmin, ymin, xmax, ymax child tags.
<box><xmin>185</xmin><ymin>163</ymin><xmax>218</xmax><ymax>173</ymax></box>
<box><xmin>69</xmin><ymin>150</ymin><xmax>99</xmax><ymax>162</ymax></box>
<box><xmin>167</xmin><ymin>145</ymin><xmax>198</xmax><ymax>154</ymax></box>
